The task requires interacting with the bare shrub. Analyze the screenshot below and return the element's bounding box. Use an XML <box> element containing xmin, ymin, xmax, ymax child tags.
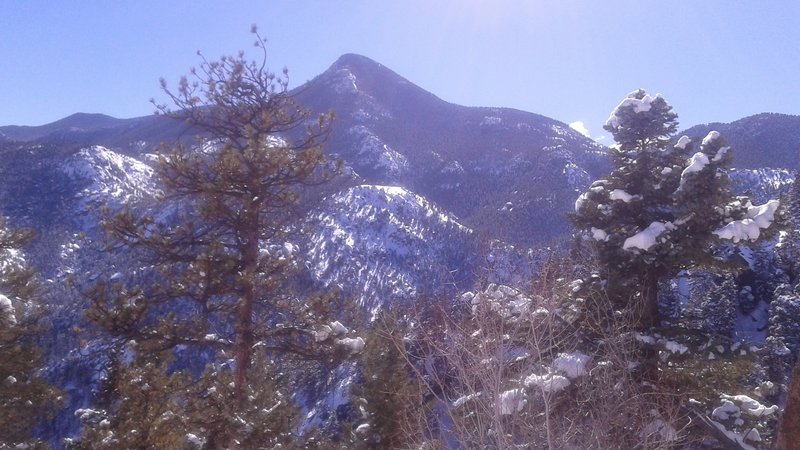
<box><xmin>373</xmin><ymin>258</ymin><xmax>694</xmax><ymax>449</ymax></box>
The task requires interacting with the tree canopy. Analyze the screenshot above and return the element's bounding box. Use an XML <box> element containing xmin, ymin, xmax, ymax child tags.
<box><xmin>81</xmin><ymin>27</ymin><xmax>352</xmax><ymax>448</ymax></box>
<box><xmin>572</xmin><ymin>89</ymin><xmax>780</xmax><ymax>328</ymax></box>
<box><xmin>0</xmin><ymin>218</ymin><xmax>57</xmax><ymax>449</ymax></box>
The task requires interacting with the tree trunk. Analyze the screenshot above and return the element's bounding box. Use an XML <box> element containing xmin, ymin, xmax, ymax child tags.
<box><xmin>778</xmin><ymin>361</ymin><xmax>800</xmax><ymax>449</ymax></box>
<box><xmin>637</xmin><ymin>270</ymin><xmax>661</xmax><ymax>382</ymax></box>
<box><xmin>638</xmin><ymin>269</ymin><xmax>660</xmax><ymax>330</ymax></box>
<box><xmin>233</xmin><ymin>203</ymin><xmax>259</xmax><ymax>406</ymax></box>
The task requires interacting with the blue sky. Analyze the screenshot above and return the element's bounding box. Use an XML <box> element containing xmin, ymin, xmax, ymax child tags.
<box><xmin>2</xmin><ymin>1</ymin><xmax>799</xmax><ymax>141</ymax></box>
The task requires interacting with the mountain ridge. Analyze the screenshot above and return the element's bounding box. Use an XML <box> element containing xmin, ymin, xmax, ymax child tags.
<box><xmin>294</xmin><ymin>53</ymin><xmax>609</xmax><ymax>245</ymax></box>
<box><xmin>1</xmin><ymin>54</ymin><xmax>797</xmax><ymax>245</ymax></box>
<box><xmin>682</xmin><ymin>112</ymin><xmax>800</xmax><ymax>171</ymax></box>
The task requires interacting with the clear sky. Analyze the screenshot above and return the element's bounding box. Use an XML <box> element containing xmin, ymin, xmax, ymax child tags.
<box><xmin>2</xmin><ymin>1</ymin><xmax>799</xmax><ymax>142</ymax></box>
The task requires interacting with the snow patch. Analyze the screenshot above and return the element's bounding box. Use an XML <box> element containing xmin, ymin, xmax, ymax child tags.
<box><xmin>609</xmin><ymin>189</ymin><xmax>638</xmax><ymax>203</ymax></box>
<box><xmin>185</xmin><ymin>433</ymin><xmax>205</xmax><ymax>448</ymax></box>
<box><xmin>623</xmin><ymin>221</ymin><xmax>673</xmax><ymax>251</ymax></box>
<box><xmin>681</xmin><ymin>152</ymin><xmax>710</xmax><ymax>180</ymax></box>
<box><xmin>720</xmin><ymin>394</ymin><xmax>778</xmax><ymax>417</ymax></box>
<box><xmin>713</xmin><ymin>200</ymin><xmax>779</xmax><ymax>242</ymax></box>
<box><xmin>674</xmin><ymin>135</ymin><xmax>691</xmax><ymax>150</ymax></box>
<box><xmin>329</xmin><ymin>321</ymin><xmax>348</xmax><ymax>336</ymax></box>
<box><xmin>335</xmin><ymin>337</ymin><xmax>366</xmax><ymax>355</ymax></box>
<box><xmin>524</xmin><ymin>373</ymin><xmax>571</xmax><ymax>393</ymax></box>
<box><xmin>348</xmin><ymin>126</ymin><xmax>409</xmax><ymax>176</ymax></box>
<box><xmin>712</xmin><ymin>146</ymin><xmax>730</xmax><ymax>162</ymax></box>
<box><xmin>553</xmin><ymin>352</ymin><xmax>590</xmax><ymax>379</ymax></box>
<box><xmin>663</xmin><ymin>339</ymin><xmax>688</xmax><ymax>355</ymax></box>
<box><xmin>307</xmin><ymin>184</ymin><xmax>471</xmax><ymax>310</ymax></box>
<box><xmin>498</xmin><ymin>389</ymin><xmax>526</xmax><ymax>415</ymax></box>
<box><xmin>481</xmin><ymin>116</ymin><xmax>503</xmax><ymax>127</ymax></box>
<box><xmin>452</xmin><ymin>391</ymin><xmax>482</xmax><ymax>408</ymax></box>
<box><xmin>702</xmin><ymin>130</ymin><xmax>721</xmax><ymax>146</ymax></box>
<box><xmin>642</xmin><ymin>418</ymin><xmax>678</xmax><ymax>443</ymax></box>
<box><xmin>574</xmin><ymin>193</ymin><xmax>588</xmax><ymax>212</ymax></box>
<box><xmin>605</xmin><ymin>92</ymin><xmax>660</xmax><ymax>129</ymax></box>
<box><xmin>591</xmin><ymin>227</ymin><xmax>609</xmax><ymax>242</ymax></box>
<box><xmin>329</xmin><ymin>68</ymin><xmax>359</xmax><ymax>94</ymax></box>
<box><xmin>469</xmin><ymin>284</ymin><xmax>533</xmax><ymax>321</ymax></box>
<box><xmin>712</xmin><ymin>400</ymin><xmax>740</xmax><ymax>421</ymax></box>
<box><xmin>0</xmin><ymin>294</ymin><xmax>15</xmax><ymax>325</ymax></box>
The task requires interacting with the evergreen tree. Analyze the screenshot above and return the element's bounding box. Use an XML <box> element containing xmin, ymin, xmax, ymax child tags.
<box><xmin>775</xmin><ymin>172</ymin><xmax>800</xmax><ymax>287</ymax></box>
<box><xmin>700</xmin><ymin>273</ymin><xmax>737</xmax><ymax>338</ymax></box>
<box><xmin>787</xmin><ymin>171</ymin><xmax>800</xmax><ymax>225</ymax></box>
<box><xmin>353</xmin><ymin>313</ymin><xmax>427</xmax><ymax>448</ymax></box>
<box><xmin>571</xmin><ymin>89</ymin><xmax>779</xmax><ymax>328</ymax></box>
<box><xmin>768</xmin><ymin>284</ymin><xmax>800</xmax><ymax>358</ymax></box>
<box><xmin>82</xmin><ymin>27</ymin><xmax>351</xmax><ymax>447</ymax></box>
<box><xmin>0</xmin><ymin>217</ymin><xmax>57</xmax><ymax>449</ymax></box>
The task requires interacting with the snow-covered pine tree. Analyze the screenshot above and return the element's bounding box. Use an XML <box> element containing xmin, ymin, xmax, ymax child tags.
<box><xmin>572</xmin><ymin>89</ymin><xmax>780</xmax><ymax>328</ymax></box>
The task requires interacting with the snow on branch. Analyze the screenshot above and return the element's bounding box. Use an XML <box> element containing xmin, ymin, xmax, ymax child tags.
<box><xmin>713</xmin><ymin>200</ymin><xmax>780</xmax><ymax>243</ymax></box>
<box><xmin>674</xmin><ymin>135</ymin><xmax>691</xmax><ymax>150</ymax></box>
<box><xmin>605</xmin><ymin>92</ymin><xmax>661</xmax><ymax>129</ymax></box>
<box><xmin>623</xmin><ymin>221</ymin><xmax>674</xmax><ymax>251</ymax></box>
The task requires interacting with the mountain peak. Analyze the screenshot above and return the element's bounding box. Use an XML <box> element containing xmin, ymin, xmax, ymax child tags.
<box><xmin>305</xmin><ymin>53</ymin><xmax>442</xmax><ymax>108</ymax></box>
<box><xmin>328</xmin><ymin>53</ymin><xmax>387</xmax><ymax>74</ymax></box>
<box><xmin>49</xmin><ymin>112</ymin><xmax>121</xmax><ymax>130</ymax></box>
<box><xmin>318</xmin><ymin>53</ymin><xmax>414</xmax><ymax>93</ymax></box>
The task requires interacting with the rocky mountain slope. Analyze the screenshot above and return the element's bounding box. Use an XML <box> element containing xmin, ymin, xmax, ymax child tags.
<box><xmin>296</xmin><ymin>53</ymin><xmax>609</xmax><ymax>245</ymax></box>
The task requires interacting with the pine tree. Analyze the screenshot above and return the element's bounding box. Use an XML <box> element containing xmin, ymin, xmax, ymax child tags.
<box><xmin>700</xmin><ymin>273</ymin><xmax>737</xmax><ymax>338</ymax></box>
<box><xmin>787</xmin><ymin>171</ymin><xmax>800</xmax><ymax>226</ymax></box>
<box><xmin>571</xmin><ymin>89</ymin><xmax>779</xmax><ymax>328</ymax></box>
<box><xmin>0</xmin><ymin>217</ymin><xmax>57</xmax><ymax>449</ymax></box>
<box><xmin>82</xmin><ymin>27</ymin><xmax>352</xmax><ymax>447</ymax></box>
<box><xmin>353</xmin><ymin>312</ymin><xmax>427</xmax><ymax>448</ymax></box>
<box><xmin>775</xmin><ymin>171</ymin><xmax>800</xmax><ymax>287</ymax></box>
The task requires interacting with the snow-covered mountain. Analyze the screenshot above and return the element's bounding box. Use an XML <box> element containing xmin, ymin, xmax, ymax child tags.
<box><xmin>307</xmin><ymin>184</ymin><xmax>476</xmax><ymax>313</ymax></box>
<box><xmin>1</xmin><ymin>54</ymin><xmax>799</xmax><ymax>447</ymax></box>
<box><xmin>295</xmin><ymin>54</ymin><xmax>609</xmax><ymax>246</ymax></box>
